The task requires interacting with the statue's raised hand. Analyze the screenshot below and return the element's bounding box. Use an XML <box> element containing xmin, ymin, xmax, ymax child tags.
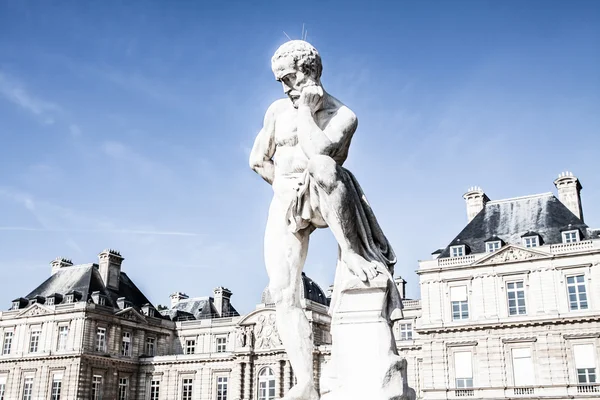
<box><xmin>299</xmin><ymin>85</ymin><xmax>324</xmax><ymax>113</ymax></box>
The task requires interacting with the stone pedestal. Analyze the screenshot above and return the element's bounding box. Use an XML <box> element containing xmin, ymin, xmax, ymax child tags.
<box><xmin>320</xmin><ymin>275</ymin><xmax>414</xmax><ymax>400</ymax></box>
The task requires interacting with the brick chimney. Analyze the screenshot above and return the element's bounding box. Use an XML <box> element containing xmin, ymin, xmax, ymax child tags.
<box><xmin>98</xmin><ymin>249</ymin><xmax>123</xmax><ymax>291</ymax></box>
<box><xmin>51</xmin><ymin>257</ymin><xmax>73</xmax><ymax>275</ymax></box>
<box><xmin>213</xmin><ymin>287</ymin><xmax>232</xmax><ymax>317</ymax></box>
<box><xmin>170</xmin><ymin>292</ymin><xmax>189</xmax><ymax>308</ymax></box>
<box><xmin>463</xmin><ymin>186</ymin><xmax>489</xmax><ymax>223</ymax></box>
<box><xmin>554</xmin><ymin>171</ymin><xmax>584</xmax><ymax>222</ymax></box>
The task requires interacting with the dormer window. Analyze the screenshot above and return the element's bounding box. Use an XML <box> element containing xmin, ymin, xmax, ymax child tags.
<box><xmin>11</xmin><ymin>301</ymin><xmax>20</xmax><ymax>310</ymax></box>
<box><xmin>562</xmin><ymin>230</ymin><xmax>580</xmax><ymax>244</ymax></box>
<box><xmin>64</xmin><ymin>294</ymin><xmax>74</xmax><ymax>304</ymax></box>
<box><xmin>522</xmin><ymin>236</ymin><xmax>539</xmax><ymax>248</ymax></box>
<box><xmin>46</xmin><ymin>297</ymin><xmax>55</xmax><ymax>306</ymax></box>
<box><xmin>486</xmin><ymin>241</ymin><xmax>501</xmax><ymax>253</ymax></box>
<box><xmin>451</xmin><ymin>245</ymin><xmax>465</xmax><ymax>257</ymax></box>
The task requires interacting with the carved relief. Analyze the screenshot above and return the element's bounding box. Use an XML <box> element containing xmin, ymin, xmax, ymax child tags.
<box><xmin>19</xmin><ymin>305</ymin><xmax>51</xmax><ymax>317</ymax></box>
<box><xmin>476</xmin><ymin>246</ymin><xmax>548</xmax><ymax>265</ymax></box>
<box><xmin>254</xmin><ymin>314</ymin><xmax>281</xmax><ymax>350</ymax></box>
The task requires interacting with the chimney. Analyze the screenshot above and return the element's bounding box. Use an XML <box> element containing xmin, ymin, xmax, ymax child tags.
<box><xmin>213</xmin><ymin>287</ymin><xmax>232</xmax><ymax>317</ymax></box>
<box><xmin>395</xmin><ymin>276</ymin><xmax>407</xmax><ymax>299</ymax></box>
<box><xmin>98</xmin><ymin>249</ymin><xmax>124</xmax><ymax>291</ymax></box>
<box><xmin>51</xmin><ymin>257</ymin><xmax>73</xmax><ymax>275</ymax></box>
<box><xmin>554</xmin><ymin>171</ymin><xmax>584</xmax><ymax>222</ymax></box>
<box><xmin>463</xmin><ymin>186</ymin><xmax>489</xmax><ymax>222</ymax></box>
<box><xmin>170</xmin><ymin>292</ymin><xmax>188</xmax><ymax>308</ymax></box>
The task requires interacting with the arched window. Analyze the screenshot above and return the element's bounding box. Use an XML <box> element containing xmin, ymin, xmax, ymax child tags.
<box><xmin>258</xmin><ymin>367</ymin><xmax>276</xmax><ymax>400</ymax></box>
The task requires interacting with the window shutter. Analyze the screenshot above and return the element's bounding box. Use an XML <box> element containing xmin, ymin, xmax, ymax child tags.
<box><xmin>574</xmin><ymin>344</ymin><xmax>596</xmax><ymax>369</ymax></box>
<box><xmin>454</xmin><ymin>351</ymin><xmax>473</xmax><ymax>379</ymax></box>
<box><xmin>512</xmin><ymin>348</ymin><xmax>534</xmax><ymax>386</ymax></box>
<box><xmin>450</xmin><ymin>286</ymin><xmax>468</xmax><ymax>302</ymax></box>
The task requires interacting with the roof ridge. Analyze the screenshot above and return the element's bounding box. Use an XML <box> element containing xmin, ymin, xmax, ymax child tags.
<box><xmin>487</xmin><ymin>192</ymin><xmax>553</xmax><ymax>205</ymax></box>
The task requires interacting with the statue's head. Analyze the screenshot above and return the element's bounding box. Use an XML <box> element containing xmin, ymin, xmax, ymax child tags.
<box><xmin>271</xmin><ymin>40</ymin><xmax>322</xmax><ymax>108</ymax></box>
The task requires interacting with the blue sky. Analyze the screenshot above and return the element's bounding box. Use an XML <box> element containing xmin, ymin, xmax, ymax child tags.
<box><xmin>0</xmin><ymin>0</ymin><xmax>599</xmax><ymax>313</ymax></box>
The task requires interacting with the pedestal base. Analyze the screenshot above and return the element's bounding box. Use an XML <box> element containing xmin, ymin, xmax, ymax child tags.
<box><xmin>320</xmin><ymin>275</ymin><xmax>415</xmax><ymax>400</ymax></box>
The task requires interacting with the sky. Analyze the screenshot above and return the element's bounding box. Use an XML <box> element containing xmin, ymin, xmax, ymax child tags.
<box><xmin>0</xmin><ymin>0</ymin><xmax>599</xmax><ymax>314</ymax></box>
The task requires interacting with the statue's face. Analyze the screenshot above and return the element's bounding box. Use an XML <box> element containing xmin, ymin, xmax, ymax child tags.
<box><xmin>272</xmin><ymin>56</ymin><xmax>318</xmax><ymax>108</ymax></box>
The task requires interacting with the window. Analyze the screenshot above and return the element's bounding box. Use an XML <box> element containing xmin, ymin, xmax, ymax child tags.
<box><xmin>217</xmin><ymin>376</ymin><xmax>228</xmax><ymax>400</ymax></box>
<box><xmin>64</xmin><ymin>294</ymin><xmax>74</xmax><ymax>304</ymax></box>
<box><xmin>399</xmin><ymin>323</ymin><xmax>413</xmax><ymax>340</ymax></box>
<box><xmin>258</xmin><ymin>367</ymin><xmax>276</xmax><ymax>400</ymax></box>
<box><xmin>454</xmin><ymin>351</ymin><xmax>473</xmax><ymax>388</ymax></box>
<box><xmin>98</xmin><ymin>296</ymin><xmax>106</xmax><ymax>306</ymax></box>
<box><xmin>96</xmin><ymin>327</ymin><xmax>107</xmax><ymax>352</ymax></box>
<box><xmin>450</xmin><ymin>286</ymin><xmax>469</xmax><ymax>321</ymax></box>
<box><xmin>150</xmin><ymin>380</ymin><xmax>160</xmax><ymax>400</ymax></box>
<box><xmin>507</xmin><ymin>281</ymin><xmax>527</xmax><ymax>316</ymax></box>
<box><xmin>563</xmin><ymin>230</ymin><xmax>579</xmax><ymax>244</ymax></box>
<box><xmin>567</xmin><ymin>275</ymin><xmax>588</xmax><ymax>310</ymax></box>
<box><xmin>146</xmin><ymin>337</ymin><xmax>156</xmax><ymax>356</ymax></box>
<box><xmin>512</xmin><ymin>348</ymin><xmax>534</xmax><ymax>386</ymax></box>
<box><xmin>51</xmin><ymin>374</ymin><xmax>62</xmax><ymax>400</ymax></box>
<box><xmin>216</xmin><ymin>336</ymin><xmax>227</xmax><ymax>353</ymax></box>
<box><xmin>92</xmin><ymin>375</ymin><xmax>103</xmax><ymax>400</ymax></box>
<box><xmin>57</xmin><ymin>326</ymin><xmax>68</xmax><ymax>351</ymax></box>
<box><xmin>29</xmin><ymin>329</ymin><xmax>41</xmax><ymax>353</ymax></box>
<box><xmin>47</xmin><ymin>297</ymin><xmax>55</xmax><ymax>306</ymax></box>
<box><xmin>523</xmin><ymin>236</ymin><xmax>539</xmax><ymax>248</ymax></box>
<box><xmin>486</xmin><ymin>241</ymin><xmax>501</xmax><ymax>253</ymax></box>
<box><xmin>22</xmin><ymin>377</ymin><xmax>33</xmax><ymax>400</ymax></box>
<box><xmin>574</xmin><ymin>344</ymin><xmax>596</xmax><ymax>384</ymax></box>
<box><xmin>182</xmin><ymin>378</ymin><xmax>193</xmax><ymax>400</ymax></box>
<box><xmin>0</xmin><ymin>375</ymin><xmax>6</xmax><ymax>400</ymax></box>
<box><xmin>11</xmin><ymin>301</ymin><xmax>20</xmax><ymax>310</ymax></box>
<box><xmin>185</xmin><ymin>339</ymin><xmax>196</xmax><ymax>355</ymax></box>
<box><xmin>122</xmin><ymin>332</ymin><xmax>131</xmax><ymax>356</ymax></box>
<box><xmin>119</xmin><ymin>377</ymin><xmax>129</xmax><ymax>400</ymax></box>
<box><xmin>2</xmin><ymin>331</ymin><xmax>13</xmax><ymax>355</ymax></box>
<box><xmin>451</xmin><ymin>245</ymin><xmax>465</xmax><ymax>257</ymax></box>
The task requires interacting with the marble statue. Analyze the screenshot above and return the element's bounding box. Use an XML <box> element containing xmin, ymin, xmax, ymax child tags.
<box><xmin>250</xmin><ymin>40</ymin><xmax>408</xmax><ymax>400</ymax></box>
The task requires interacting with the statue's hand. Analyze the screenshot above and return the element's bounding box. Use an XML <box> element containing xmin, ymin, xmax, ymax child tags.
<box><xmin>299</xmin><ymin>85</ymin><xmax>323</xmax><ymax>113</ymax></box>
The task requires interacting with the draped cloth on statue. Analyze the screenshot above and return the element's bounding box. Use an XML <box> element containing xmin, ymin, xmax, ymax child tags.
<box><xmin>285</xmin><ymin>167</ymin><xmax>404</xmax><ymax>322</ymax></box>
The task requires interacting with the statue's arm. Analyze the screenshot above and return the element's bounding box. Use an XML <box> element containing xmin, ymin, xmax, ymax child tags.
<box><xmin>297</xmin><ymin>104</ymin><xmax>357</xmax><ymax>159</ymax></box>
<box><xmin>249</xmin><ymin>102</ymin><xmax>278</xmax><ymax>185</ymax></box>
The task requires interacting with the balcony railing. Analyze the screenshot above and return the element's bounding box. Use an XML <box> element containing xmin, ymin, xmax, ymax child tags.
<box><xmin>454</xmin><ymin>389</ymin><xmax>474</xmax><ymax>397</ymax></box>
<box><xmin>550</xmin><ymin>240</ymin><xmax>594</xmax><ymax>254</ymax></box>
<box><xmin>513</xmin><ymin>387</ymin><xmax>535</xmax><ymax>395</ymax></box>
<box><xmin>438</xmin><ymin>255</ymin><xmax>476</xmax><ymax>267</ymax></box>
<box><xmin>402</xmin><ymin>299</ymin><xmax>421</xmax><ymax>308</ymax></box>
<box><xmin>577</xmin><ymin>384</ymin><xmax>600</xmax><ymax>393</ymax></box>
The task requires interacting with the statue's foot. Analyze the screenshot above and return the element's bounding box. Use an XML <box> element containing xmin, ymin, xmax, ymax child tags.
<box><xmin>342</xmin><ymin>251</ymin><xmax>380</xmax><ymax>282</ymax></box>
<box><xmin>282</xmin><ymin>384</ymin><xmax>319</xmax><ymax>400</ymax></box>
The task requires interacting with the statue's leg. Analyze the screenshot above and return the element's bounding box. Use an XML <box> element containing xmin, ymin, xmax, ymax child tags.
<box><xmin>265</xmin><ymin>197</ymin><xmax>319</xmax><ymax>400</ymax></box>
<box><xmin>307</xmin><ymin>155</ymin><xmax>380</xmax><ymax>281</ymax></box>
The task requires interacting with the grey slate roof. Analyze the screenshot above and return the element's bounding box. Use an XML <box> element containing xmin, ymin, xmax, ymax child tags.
<box><xmin>261</xmin><ymin>273</ymin><xmax>328</xmax><ymax>306</ymax></box>
<box><xmin>23</xmin><ymin>264</ymin><xmax>160</xmax><ymax>315</ymax></box>
<box><xmin>439</xmin><ymin>193</ymin><xmax>589</xmax><ymax>258</ymax></box>
<box><xmin>162</xmin><ymin>297</ymin><xmax>240</xmax><ymax>321</ymax></box>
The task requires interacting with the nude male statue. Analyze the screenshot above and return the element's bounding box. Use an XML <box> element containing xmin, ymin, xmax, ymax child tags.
<box><xmin>250</xmin><ymin>40</ymin><xmax>402</xmax><ymax>400</ymax></box>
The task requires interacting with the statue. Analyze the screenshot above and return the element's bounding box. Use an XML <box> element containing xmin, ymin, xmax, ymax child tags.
<box><xmin>250</xmin><ymin>40</ymin><xmax>405</xmax><ymax>400</ymax></box>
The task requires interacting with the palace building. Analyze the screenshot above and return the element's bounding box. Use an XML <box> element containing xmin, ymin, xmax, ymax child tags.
<box><xmin>0</xmin><ymin>171</ymin><xmax>598</xmax><ymax>400</ymax></box>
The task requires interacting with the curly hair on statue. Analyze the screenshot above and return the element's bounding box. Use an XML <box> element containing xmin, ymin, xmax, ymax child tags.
<box><xmin>272</xmin><ymin>40</ymin><xmax>323</xmax><ymax>80</ymax></box>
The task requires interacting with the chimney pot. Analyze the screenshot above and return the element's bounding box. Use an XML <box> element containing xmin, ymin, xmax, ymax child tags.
<box><xmin>98</xmin><ymin>249</ymin><xmax>124</xmax><ymax>290</ymax></box>
<box><xmin>463</xmin><ymin>187</ymin><xmax>490</xmax><ymax>223</ymax></box>
<box><xmin>554</xmin><ymin>172</ymin><xmax>584</xmax><ymax>222</ymax></box>
<box><xmin>50</xmin><ymin>257</ymin><xmax>73</xmax><ymax>275</ymax></box>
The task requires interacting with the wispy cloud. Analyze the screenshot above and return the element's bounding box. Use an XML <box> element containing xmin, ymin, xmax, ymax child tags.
<box><xmin>0</xmin><ymin>71</ymin><xmax>61</xmax><ymax>124</ymax></box>
<box><xmin>0</xmin><ymin>226</ymin><xmax>202</xmax><ymax>236</ymax></box>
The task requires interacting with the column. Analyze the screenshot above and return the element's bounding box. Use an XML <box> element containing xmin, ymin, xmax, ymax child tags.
<box><xmin>283</xmin><ymin>360</ymin><xmax>293</xmax><ymax>393</ymax></box>
<box><xmin>243</xmin><ymin>362</ymin><xmax>253</xmax><ymax>399</ymax></box>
